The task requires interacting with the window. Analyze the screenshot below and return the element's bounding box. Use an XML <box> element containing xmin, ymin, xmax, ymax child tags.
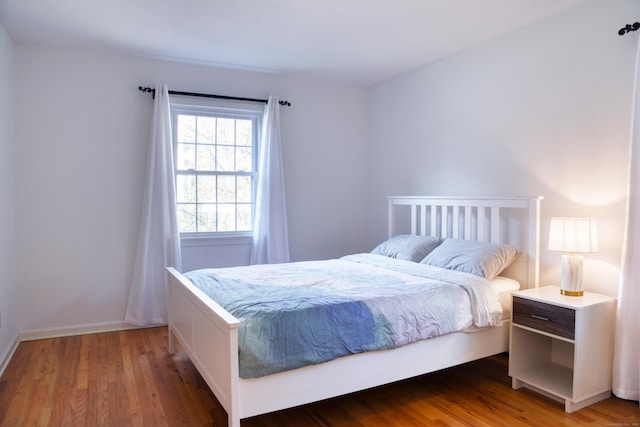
<box><xmin>171</xmin><ymin>100</ymin><xmax>262</xmax><ymax>236</ymax></box>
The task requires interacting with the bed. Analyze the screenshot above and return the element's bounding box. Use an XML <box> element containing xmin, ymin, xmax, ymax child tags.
<box><xmin>166</xmin><ymin>195</ymin><xmax>543</xmax><ymax>427</ymax></box>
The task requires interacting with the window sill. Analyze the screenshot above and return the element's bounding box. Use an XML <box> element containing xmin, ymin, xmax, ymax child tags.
<box><xmin>180</xmin><ymin>234</ymin><xmax>253</xmax><ymax>247</ymax></box>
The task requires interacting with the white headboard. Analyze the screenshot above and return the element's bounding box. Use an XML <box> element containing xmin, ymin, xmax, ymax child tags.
<box><xmin>387</xmin><ymin>196</ymin><xmax>543</xmax><ymax>289</ymax></box>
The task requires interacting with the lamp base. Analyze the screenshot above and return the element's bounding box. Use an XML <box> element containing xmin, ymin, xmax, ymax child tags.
<box><xmin>560</xmin><ymin>253</ymin><xmax>584</xmax><ymax>297</ymax></box>
<box><xmin>560</xmin><ymin>289</ymin><xmax>584</xmax><ymax>297</ymax></box>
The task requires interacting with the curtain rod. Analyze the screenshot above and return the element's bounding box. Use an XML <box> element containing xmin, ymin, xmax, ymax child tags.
<box><xmin>138</xmin><ymin>86</ymin><xmax>291</xmax><ymax>106</ymax></box>
<box><xmin>619</xmin><ymin>22</ymin><xmax>640</xmax><ymax>36</ymax></box>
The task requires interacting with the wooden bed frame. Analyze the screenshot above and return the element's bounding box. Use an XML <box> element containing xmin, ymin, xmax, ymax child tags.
<box><xmin>167</xmin><ymin>196</ymin><xmax>543</xmax><ymax>427</ymax></box>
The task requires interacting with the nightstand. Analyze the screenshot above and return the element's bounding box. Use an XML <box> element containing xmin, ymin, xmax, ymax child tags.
<box><xmin>508</xmin><ymin>286</ymin><xmax>616</xmax><ymax>413</ymax></box>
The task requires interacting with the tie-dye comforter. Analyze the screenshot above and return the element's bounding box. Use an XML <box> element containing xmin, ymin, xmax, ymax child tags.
<box><xmin>184</xmin><ymin>253</ymin><xmax>503</xmax><ymax>378</ymax></box>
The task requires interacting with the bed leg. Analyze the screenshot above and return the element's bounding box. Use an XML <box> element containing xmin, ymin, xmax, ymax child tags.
<box><xmin>168</xmin><ymin>327</ymin><xmax>176</xmax><ymax>355</ymax></box>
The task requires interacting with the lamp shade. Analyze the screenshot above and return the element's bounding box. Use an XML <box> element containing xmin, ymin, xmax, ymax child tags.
<box><xmin>548</xmin><ymin>218</ymin><xmax>598</xmax><ymax>253</ymax></box>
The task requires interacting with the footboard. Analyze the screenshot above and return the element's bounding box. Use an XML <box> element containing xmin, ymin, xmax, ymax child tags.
<box><xmin>166</xmin><ymin>267</ymin><xmax>241</xmax><ymax>427</ymax></box>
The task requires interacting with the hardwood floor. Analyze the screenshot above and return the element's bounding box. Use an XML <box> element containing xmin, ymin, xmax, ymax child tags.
<box><xmin>0</xmin><ymin>327</ymin><xmax>637</xmax><ymax>426</ymax></box>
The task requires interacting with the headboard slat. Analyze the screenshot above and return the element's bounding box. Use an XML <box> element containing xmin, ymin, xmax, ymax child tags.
<box><xmin>464</xmin><ymin>206</ymin><xmax>472</xmax><ymax>240</ymax></box>
<box><xmin>452</xmin><ymin>206</ymin><xmax>460</xmax><ymax>238</ymax></box>
<box><xmin>477</xmin><ymin>207</ymin><xmax>486</xmax><ymax>241</ymax></box>
<box><xmin>410</xmin><ymin>205</ymin><xmax>418</xmax><ymax>235</ymax></box>
<box><xmin>491</xmin><ymin>207</ymin><xmax>500</xmax><ymax>243</ymax></box>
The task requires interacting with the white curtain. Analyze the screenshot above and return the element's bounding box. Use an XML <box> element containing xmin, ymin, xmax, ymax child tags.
<box><xmin>613</xmin><ymin>39</ymin><xmax>640</xmax><ymax>402</ymax></box>
<box><xmin>250</xmin><ymin>96</ymin><xmax>290</xmax><ymax>264</ymax></box>
<box><xmin>125</xmin><ymin>84</ymin><xmax>182</xmax><ymax>326</ymax></box>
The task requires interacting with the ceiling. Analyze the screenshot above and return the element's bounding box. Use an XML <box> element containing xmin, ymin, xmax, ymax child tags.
<box><xmin>0</xmin><ymin>0</ymin><xmax>590</xmax><ymax>86</ymax></box>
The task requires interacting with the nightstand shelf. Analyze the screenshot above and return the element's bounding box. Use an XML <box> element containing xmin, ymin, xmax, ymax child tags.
<box><xmin>514</xmin><ymin>362</ymin><xmax>574</xmax><ymax>399</ymax></box>
<box><xmin>509</xmin><ymin>286</ymin><xmax>615</xmax><ymax>413</ymax></box>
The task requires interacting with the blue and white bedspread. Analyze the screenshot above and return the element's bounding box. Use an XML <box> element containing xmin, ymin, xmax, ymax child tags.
<box><xmin>184</xmin><ymin>253</ymin><xmax>503</xmax><ymax>378</ymax></box>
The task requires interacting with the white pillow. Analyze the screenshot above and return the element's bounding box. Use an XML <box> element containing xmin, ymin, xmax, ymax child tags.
<box><xmin>371</xmin><ymin>235</ymin><xmax>443</xmax><ymax>263</ymax></box>
<box><xmin>420</xmin><ymin>238</ymin><xmax>521</xmax><ymax>280</ymax></box>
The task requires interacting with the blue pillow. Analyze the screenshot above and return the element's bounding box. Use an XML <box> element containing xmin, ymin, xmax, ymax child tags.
<box><xmin>371</xmin><ymin>235</ymin><xmax>443</xmax><ymax>263</ymax></box>
<box><xmin>420</xmin><ymin>238</ymin><xmax>520</xmax><ymax>280</ymax></box>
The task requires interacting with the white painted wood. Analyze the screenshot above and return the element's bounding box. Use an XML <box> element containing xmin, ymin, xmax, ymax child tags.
<box><xmin>420</xmin><ymin>204</ymin><xmax>427</xmax><ymax>236</ymax></box>
<box><xmin>167</xmin><ymin>267</ymin><xmax>240</xmax><ymax>423</ymax></box>
<box><xmin>452</xmin><ymin>206</ymin><xmax>460</xmax><ymax>238</ymax></box>
<box><xmin>19</xmin><ymin>321</ymin><xmax>142</xmax><ymax>341</ymax></box>
<box><xmin>477</xmin><ymin>207</ymin><xmax>486</xmax><ymax>241</ymax></box>
<box><xmin>508</xmin><ymin>286</ymin><xmax>615</xmax><ymax>413</ymax></box>
<box><xmin>0</xmin><ymin>337</ymin><xmax>19</xmax><ymax>379</ymax></box>
<box><xmin>527</xmin><ymin>199</ymin><xmax>542</xmax><ymax>288</ymax></box>
<box><xmin>410</xmin><ymin>204</ymin><xmax>418</xmax><ymax>235</ymax></box>
<box><xmin>387</xmin><ymin>200</ymin><xmax>394</xmax><ymax>240</ymax></box>
<box><xmin>440</xmin><ymin>205</ymin><xmax>448</xmax><ymax>237</ymax></box>
<box><xmin>491</xmin><ymin>207</ymin><xmax>500</xmax><ymax>243</ymax></box>
<box><xmin>237</xmin><ymin>321</ymin><xmax>510</xmax><ymax>418</ymax></box>
<box><xmin>167</xmin><ymin>196</ymin><xmax>543</xmax><ymax>427</ymax></box>
<box><xmin>387</xmin><ymin>196</ymin><xmax>542</xmax><ymax>289</ymax></box>
<box><xmin>464</xmin><ymin>206</ymin><xmax>472</xmax><ymax>239</ymax></box>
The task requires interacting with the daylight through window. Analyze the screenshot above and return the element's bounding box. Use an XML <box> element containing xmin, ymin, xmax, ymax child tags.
<box><xmin>172</xmin><ymin>102</ymin><xmax>261</xmax><ymax>235</ymax></box>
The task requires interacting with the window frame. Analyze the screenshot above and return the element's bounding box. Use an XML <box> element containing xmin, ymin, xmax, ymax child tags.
<box><xmin>170</xmin><ymin>97</ymin><xmax>263</xmax><ymax>243</ymax></box>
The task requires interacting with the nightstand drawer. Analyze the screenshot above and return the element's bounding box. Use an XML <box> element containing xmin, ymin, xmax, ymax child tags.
<box><xmin>513</xmin><ymin>296</ymin><xmax>575</xmax><ymax>340</ymax></box>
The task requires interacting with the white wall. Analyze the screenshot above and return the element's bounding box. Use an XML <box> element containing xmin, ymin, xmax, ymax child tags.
<box><xmin>367</xmin><ymin>0</ymin><xmax>640</xmax><ymax>297</ymax></box>
<box><xmin>14</xmin><ymin>47</ymin><xmax>368</xmax><ymax>334</ymax></box>
<box><xmin>0</xmin><ymin>22</ymin><xmax>18</xmax><ymax>367</ymax></box>
<box><xmin>11</xmin><ymin>0</ymin><xmax>635</xmax><ymax>336</ymax></box>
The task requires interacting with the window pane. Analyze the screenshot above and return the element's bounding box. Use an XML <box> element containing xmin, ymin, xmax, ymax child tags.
<box><xmin>196</xmin><ymin>116</ymin><xmax>215</xmax><ymax>144</ymax></box>
<box><xmin>177</xmin><ymin>115</ymin><xmax>195</xmax><ymax>143</ymax></box>
<box><xmin>173</xmin><ymin>105</ymin><xmax>259</xmax><ymax>236</ymax></box>
<box><xmin>237</xmin><ymin>204</ymin><xmax>252</xmax><ymax>231</ymax></box>
<box><xmin>176</xmin><ymin>143</ymin><xmax>195</xmax><ymax>170</ymax></box>
<box><xmin>217</xmin><ymin>176</ymin><xmax>235</xmax><ymax>203</ymax></box>
<box><xmin>217</xmin><ymin>204</ymin><xmax>235</xmax><ymax>232</ymax></box>
<box><xmin>196</xmin><ymin>144</ymin><xmax>215</xmax><ymax>171</ymax></box>
<box><xmin>197</xmin><ymin>175</ymin><xmax>216</xmax><ymax>203</ymax></box>
<box><xmin>216</xmin><ymin>146</ymin><xmax>235</xmax><ymax>171</ymax></box>
<box><xmin>217</xmin><ymin>118</ymin><xmax>235</xmax><ymax>145</ymax></box>
<box><xmin>198</xmin><ymin>204</ymin><xmax>216</xmax><ymax>232</ymax></box>
<box><xmin>177</xmin><ymin>204</ymin><xmax>196</xmax><ymax>232</ymax></box>
<box><xmin>237</xmin><ymin>176</ymin><xmax>252</xmax><ymax>203</ymax></box>
<box><xmin>176</xmin><ymin>175</ymin><xmax>196</xmax><ymax>203</ymax></box>
<box><xmin>236</xmin><ymin>120</ymin><xmax>252</xmax><ymax>146</ymax></box>
<box><xmin>236</xmin><ymin>147</ymin><xmax>253</xmax><ymax>172</ymax></box>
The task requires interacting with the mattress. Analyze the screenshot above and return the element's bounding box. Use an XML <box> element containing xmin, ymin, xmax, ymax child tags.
<box><xmin>491</xmin><ymin>276</ymin><xmax>521</xmax><ymax>319</ymax></box>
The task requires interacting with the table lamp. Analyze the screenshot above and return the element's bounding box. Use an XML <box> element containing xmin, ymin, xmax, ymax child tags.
<box><xmin>548</xmin><ymin>217</ymin><xmax>598</xmax><ymax>296</ymax></box>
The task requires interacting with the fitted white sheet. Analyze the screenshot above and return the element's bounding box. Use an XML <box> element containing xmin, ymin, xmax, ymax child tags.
<box><xmin>491</xmin><ymin>276</ymin><xmax>521</xmax><ymax>319</ymax></box>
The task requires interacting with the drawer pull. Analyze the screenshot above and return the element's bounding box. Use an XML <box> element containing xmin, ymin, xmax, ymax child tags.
<box><xmin>531</xmin><ymin>314</ymin><xmax>549</xmax><ymax>321</ymax></box>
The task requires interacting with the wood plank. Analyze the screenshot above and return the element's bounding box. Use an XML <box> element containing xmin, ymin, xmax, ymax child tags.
<box><xmin>0</xmin><ymin>327</ymin><xmax>637</xmax><ymax>427</ymax></box>
<box><xmin>118</xmin><ymin>330</ymin><xmax>145</xmax><ymax>427</ymax></box>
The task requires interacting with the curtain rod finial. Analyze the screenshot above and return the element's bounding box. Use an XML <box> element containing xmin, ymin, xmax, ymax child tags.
<box><xmin>138</xmin><ymin>86</ymin><xmax>156</xmax><ymax>99</ymax></box>
<box><xmin>619</xmin><ymin>22</ymin><xmax>640</xmax><ymax>36</ymax></box>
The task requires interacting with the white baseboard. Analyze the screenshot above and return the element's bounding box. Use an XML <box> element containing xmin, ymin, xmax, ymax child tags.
<box><xmin>0</xmin><ymin>336</ymin><xmax>20</xmax><ymax>378</ymax></box>
<box><xmin>18</xmin><ymin>321</ymin><xmax>161</xmax><ymax>341</ymax></box>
